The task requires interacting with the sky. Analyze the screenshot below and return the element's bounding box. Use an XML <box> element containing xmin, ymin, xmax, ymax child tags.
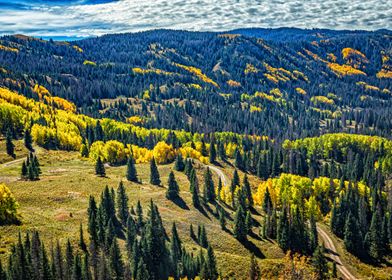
<box><xmin>0</xmin><ymin>0</ymin><xmax>391</xmax><ymax>39</ymax></box>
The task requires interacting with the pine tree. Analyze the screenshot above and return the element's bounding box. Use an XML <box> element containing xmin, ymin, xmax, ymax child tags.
<box><xmin>234</xmin><ymin>149</ymin><xmax>243</xmax><ymax>170</ymax></box>
<box><xmin>184</xmin><ymin>159</ymin><xmax>193</xmax><ymax>178</ymax></box>
<box><xmin>174</xmin><ymin>153</ymin><xmax>185</xmax><ymax>171</ymax></box>
<box><xmin>116</xmin><ymin>181</ymin><xmax>129</xmax><ymax>226</ymax></box>
<box><xmin>312</xmin><ymin>245</ymin><xmax>328</xmax><ymax>280</ymax></box>
<box><xmin>72</xmin><ymin>255</ymin><xmax>82</xmax><ymax>280</ymax></box>
<box><xmin>135</xmin><ymin>258</ymin><xmax>149</xmax><ymax>280</ymax></box>
<box><xmin>249</xmin><ymin>254</ymin><xmax>261</xmax><ymax>280</ymax></box>
<box><xmin>21</xmin><ymin>161</ymin><xmax>28</xmax><ymax>179</ymax></box>
<box><xmin>149</xmin><ymin>157</ymin><xmax>161</xmax><ymax>186</ymax></box>
<box><xmin>365</xmin><ymin>206</ymin><xmax>383</xmax><ymax>260</ymax></box>
<box><xmin>204</xmin><ymin>245</ymin><xmax>218</xmax><ymax>280</ymax></box>
<box><xmin>170</xmin><ymin>223</ymin><xmax>182</xmax><ymax>268</ymax></box>
<box><xmin>218</xmin><ymin>141</ymin><xmax>226</xmax><ymax>161</ymax></box>
<box><xmin>126</xmin><ymin>216</ymin><xmax>136</xmax><ymax>258</ymax></box>
<box><xmin>209</xmin><ymin>141</ymin><xmax>217</xmax><ymax>163</ymax></box>
<box><xmin>190</xmin><ymin>169</ymin><xmax>200</xmax><ymax>208</ymax></box>
<box><xmin>309</xmin><ymin>213</ymin><xmax>318</xmax><ymax>254</ymax></box>
<box><xmin>95</xmin><ymin>157</ymin><xmax>106</xmax><ymax>177</ymax></box>
<box><xmin>109</xmin><ymin>239</ymin><xmax>124</xmax><ymax>280</ymax></box>
<box><xmin>234</xmin><ymin>205</ymin><xmax>247</xmax><ymax>242</ymax></box>
<box><xmin>262</xmin><ymin>187</ymin><xmax>273</xmax><ymax>215</ymax></box>
<box><xmin>243</xmin><ymin>174</ymin><xmax>253</xmax><ymax>207</ymax></box>
<box><xmin>166</xmin><ymin>171</ymin><xmax>179</xmax><ymax>200</ymax></box>
<box><xmin>344</xmin><ymin>212</ymin><xmax>363</xmax><ymax>257</ymax></box>
<box><xmin>126</xmin><ymin>156</ymin><xmax>138</xmax><ymax>182</ymax></box>
<box><xmin>65</xmin><ymin>239</ymin><xmax>74</xmax><ymax>280</ymax></box>
<box><xmin>6</xmin><ymin>131</ymin><xmax>15</xmax><ymax>159</ymax></box>
<box><xmin>198</xmin><ymin>225</ymin><xmax>208</xmax><ymax>248</ymax></box>
<box><xmin>277</xmin><ymin>206</ymin><xmax>290</xmax><ymax>252</ymax></box>
<box><xmin>203</xmin><ymin>167</ymin><xmax>215</xmax><ymax>203</ymax></box>
<box><xmin>79</xmin><ymin>224</ymin><xmax>87</xmax><ymax>252</ymax></box>
<box><xmin>24</xmin><ymin>129</ymin><xmax>33</xmax><ymax>151</ymax></box>
<box><xmin>230</xmin><ymin>169</ymin><xmax>240</xmax><ymax>198</ymax></box>
<box><xmin>218</xmin><ymin>208</ymin><xmax>226</xmax><ymax>230</ymax></box>
<box><xmin>245</xmin><ymin>210</ymin><xmax>253</xmax><ymax>234</ymax></box>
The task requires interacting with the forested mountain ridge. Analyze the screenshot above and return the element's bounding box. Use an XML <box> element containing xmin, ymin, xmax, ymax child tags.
<box><xmin>0</xmin><ymin>29</ymin><xmax>391</xmax><ymax>140</ymax></box>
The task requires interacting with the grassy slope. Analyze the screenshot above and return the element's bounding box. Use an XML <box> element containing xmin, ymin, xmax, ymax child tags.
<box><xmin>1</xmin><ymin>140</ymin><xmax>391</xmax><ymax>279</ymax></box>
<box><xmin>0</xmin><ymin>142</ymin><xmax>285</xmax><ymax>279</ymax></box>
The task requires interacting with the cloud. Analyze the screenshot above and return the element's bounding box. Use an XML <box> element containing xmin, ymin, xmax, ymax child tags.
<box><xmin>0</xmin><ymin>0</ymin><xmax>390</xmax><ymax>38</ymax></box>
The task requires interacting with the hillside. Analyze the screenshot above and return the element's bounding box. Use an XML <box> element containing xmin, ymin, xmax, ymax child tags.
<box><xmin>0</xmin><ymin>28</ymin><xmax>391</xmax><ymax>280</ymax></box>
<box><xmin>0</xmin><ymin>29</ymin><xmax>391</xmax><ymax>139</ymax></box>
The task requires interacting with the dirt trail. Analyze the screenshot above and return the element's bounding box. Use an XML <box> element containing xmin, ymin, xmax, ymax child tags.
<box><xmin>208</xmin><ymin>164</ymin><xmax>358</xmax><ymax>280</ymax></box>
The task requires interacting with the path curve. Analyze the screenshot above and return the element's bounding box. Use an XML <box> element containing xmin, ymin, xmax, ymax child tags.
<box><xmin>207</xmin><ymin>163</ymin><xmax>358</xmax><ymax>280</ymax></box>
<box><xmin>317</xmin><ymin>226</ymin><xmax>357</xmax><ymax>280</ymax></box>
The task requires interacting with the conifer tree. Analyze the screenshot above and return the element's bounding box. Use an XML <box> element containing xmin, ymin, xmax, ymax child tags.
<box><xmin>79</xmin><ymin>224</ymin><xmax>87</xmax><ymax>252</ymax></box>
<box><xmin>170</xmin><ymin>222</ymin><xmax>182</xmax><ymax>269</ymax></box>
<box><xmin>198</xmin><ymin>225</ymin><xmax>208</xmax><ymax>248</ymax></box>
<box><xmin>72</xmin><ymin>255</ymin><xmax>82</xmax><ymax>280</ymax></box>
<box><xmin>109</xmin><ymin>239</ymin><xmax>124</xmax><ymax>280</ymax></box>
<box><xmin>209</xmin><ymin>141</ymin><xmax>217</xmax><ymax>163</ymax></box>
<box><xmin>184</xmin><ymin>159</ymin><xmax>193</xmax><ymax>178</ymax></box>
<box><xmin>6</xmin><ymin>131</ymin><xmax>15</xmax><ymax>159</ymax></box>
<box><xmin>95</xmin><ymin>157</ymin><xmax>106</xmax><ymax>177</ymax></box>
<box><xmin>249</xmin><ymin>254</ymin><xmax>261</xmax><ymax>280</ymax></box>
<box><xmin>234</xmin><ymin>205</ymin><xmax>247</xmax><ymax>242</ymax></box>
<box><xmin>174</xmin><ymin>153</ymin><xmax>185</xmax><ymax>171</ymax></box>
<box><xmin>126</xmin><ymin>216</ymin><xmax>136</xmax><ymax>258</ymax></box>
<box><xmin>65</xmin><ymin>239</ymin><xmax>74</xmax><ymax>280</ymax></box>
<box><xmin>190</xmin><ymin>169</ymin><xmax>200</xmax><ymax>208</ymax></box>
<box><xmin>80</xmin><ymin>144</ymin><xmax>89</xmax><ymax>158</ymax></box>
<box><xmin>262</xmin><ymin>187</ymin><xmax>273</xmax><ymax>215</ymax></box>
<box><xmin>312</xmin><ymin>245</ymin><xmax>328</xmax><ymax>280</ymax></box>
<box><xmin>24</xmin><ymin>129</ymin><xmax>33</xmax><ymax>151</ymax></box>
<box><xmin>149</xmin><ymin>157</ymin><xmax>161</xmax><ymax>186</ymax></box>
<box><xmin>309</xmin><ymin>213</ymin><xmax>318</xmax><ymax>254</ymax></box>
<box><xmin>203</xmin><ymin>167</ymin><xmax>215</xmax><ymax>203</ymax></box>
<box><xmin>126</xmin><ymin>156</ymin><xmax>138</xmax><ymax>182</ymax></box>
<box><xmin>166</xmin><ymin>171</ymin><xmax>179</xmax><ymax>200</ymax></box>
<box><xmin>21</xmin><ymin>161</ymin><xmax>28</xmax><ymax>179</ymax></box>
<box><xmin>219</xmin><ymin>208</ymin><xmax>226</xmax><ymax>230</ymax></box>
<box><xmin>204</xmin><ymin>245</ymin><xmax>218</xmax><ymax>280</ymax></box>
<box><xmin>116</xmin><ymin>181</ymin><xmax>129</xmax><ymax>226</ymax></box>
<box><xmin>243</xmin><ymin>174</ymin><xmax>253</xmax><ymax>207</ymax></box>
<box><xmin>230</xmin><ymin>169</ymin><xmax>240</xmax><ymax>198</ymax></box>
<box><xmin>234</xmin><ymin>149</ymin><xmax>243</xmax><ymax>170</ymax></box>
<box><xmin>277</xmin><ymin>206</ymin><xmax>290</xmax><ymax>252</ymax></box>
<box><xmin>365</xmin><ymin>206</ymin><xmax>383</xmax><ymax>260</ymax></box>
<box><xmin>218</xmin><ymin>141</ymin><xmax>226</xmax><ymax>161</ymax></box>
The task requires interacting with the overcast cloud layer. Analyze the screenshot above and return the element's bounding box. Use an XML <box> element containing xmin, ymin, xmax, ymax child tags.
<box><xmin>0</xmin><ymin>0</ymin><xmax>391</xmax><ymax>38</ymax></box>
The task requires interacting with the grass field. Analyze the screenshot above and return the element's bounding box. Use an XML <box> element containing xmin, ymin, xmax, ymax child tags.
<box><xmin>0</xmin><ymin>143</ymin><xmax>286</xmax><ymax>279</ymax></box>
<box><xmin>1</xmin><ymin>141</ymin><xmax>391</xmax><ymax>279</ymax></box>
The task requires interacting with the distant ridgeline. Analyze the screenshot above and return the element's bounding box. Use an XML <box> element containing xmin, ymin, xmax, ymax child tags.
<box><xmin>0</xmin><ymin>29</ymin><xmax>391</xmax><ymax>140</ymax></box>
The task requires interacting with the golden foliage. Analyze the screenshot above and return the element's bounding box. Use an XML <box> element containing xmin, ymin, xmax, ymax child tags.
<box><xmin>295</xmin><ymin>87</ymin><xmax>306</xmax><ymax>95</ymax></box>
<box><xmin>244</xmin><ymin>63</ymin><xmax>258</xmax><ymax>75</ymax></box>
<box><xmin>376</xmin><ymin>69</ymin><xmax>392</xmax><ymax>79</ymax></box>
<box><xmin>153</xmin><ymin>141</ymin><xmax>176</xmax><ymax>164</ymax></box>
<box><xmin>132</xmin><ymin>67</ymin><xmax>174</xmax><ymax>76</ymax></box>
<box><xmin>226</xmin><ymin>79</ymin><xmax>241</xmax><ymax>87</ymax></box>
<box><xmin>0</xmin><ymin>183</ymin><xmax>19</xmax><ymax>224</ymax></box>
<box><xmin>174</xmin><ymin>63</ymin><xmax>218</xmax><ymax>87</ymax></box>
<box><xmin>72</xmin><ymin>45</ymin><xmax>83</xmax><ymax>53</ymax></box>
<box><xmin>83</xmin><ymin>60</ymin><xmax>97</xmax><ymax>66</ymax></box>
<box><xmin>310</xmin><ymin>95</ymin><xmax>334</xmax><ymax>106</ymax></box>
<box><xmin>328</xmin><ymin>63</ymin><xmax>366</xmax><ymax>77</ymax></box>
<box><xmin>342</xmin><ymin>47</ymin><xmax>368</xmax><ymax>68</ymax></box>
<box><xmin>0</xmin><ymin>44</ymin><xmax>19</xmax><ymax>53</ymax></box>
<box><xmin>250</xmin><ymin>105</ymin><xmax>262</xmax><ymax>113</ymax></box>
<box><xmin>128</xmin><ymin>116</ymin><xmax>144</xmax><ymax>125</ymax></box>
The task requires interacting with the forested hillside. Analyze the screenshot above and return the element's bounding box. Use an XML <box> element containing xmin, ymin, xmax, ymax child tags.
<box><xmin>0</xmin><ymin>28</ymin><xmax>392</xmax><ymax>280</ymax></box>
<box><xmin>0</xmin><ymin>29</ymin><xmax>391</xmax><ymax>139</ymax></box>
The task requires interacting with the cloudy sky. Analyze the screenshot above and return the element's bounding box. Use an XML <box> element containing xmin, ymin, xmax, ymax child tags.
<box><xmin>0</xmin><ymin>0</ymin><xmax>391</xmax><ymax>39</ymax></box>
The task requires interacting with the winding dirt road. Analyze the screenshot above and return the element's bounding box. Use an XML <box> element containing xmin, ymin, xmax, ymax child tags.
<box><xmin>207</xmin><ymin>164</ymin><xmax>358</xmax><ymax>280</ymax></box>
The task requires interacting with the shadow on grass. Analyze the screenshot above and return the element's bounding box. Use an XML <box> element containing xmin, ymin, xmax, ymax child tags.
<box><xmin>249</xmin><ymin>231</ymin><xmax>262</xmax><ymax>241</ymax></box>
<box><xmin>171</xmin><ymin>196</ymin><xmax>190</xmax><ymax>210</ymax></box>
<box><xmin>242</xmin><ymin>239</ymin><xmax>265</xmax><ymax>259</ymax></box>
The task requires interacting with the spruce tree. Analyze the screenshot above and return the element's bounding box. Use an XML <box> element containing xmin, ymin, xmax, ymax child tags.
<box><xmin>245</xmin><ymin>210</ymin><xmax>253</xmax><ymax>234</ymax></box>
<box><xmin>79</xmin><ymin>224</ymin><xmax>87</xmax><ymax>252</ymax></box>
<box><xmin>149</xmin><ymin>157</ymin><xmax>161</xmax><ymax>186</ymax></box>
<box><xmin>95</xmin><ymin>157</ymin><xmax>106</xmax><ymax>177</ymax></box>
<box><xmin>116</xmin><ymin>181</ymin><xmax>129</xmax><ymax>226</ymax></box>
<box><xmin>203</xmin><ymin>167</ymin><xmax>215</xmax><ymax>203</ymax></box>
<box><xmin>209</xmin><ymin>141</ymin><xmax>217</xmax><ymax>163</ymax></box>
<box><xmin>24</xmin><ymin>129</ymin><xmax>33</xmax><ymax>151</ymax></box>
<box><xmin>21</xmin><ymin>161</ymin><xmax>28</xmax><ymax>179</ymax></box>
<box><xmin>312</xmin><ymin>245</ymin><xmax>328</xmax><ymax>280</ymax></box>
<box><xmin>243</xmin><ymin>174</ymin><xmax>253</xmax><ymax>207</ymax></box>
<box><xmin>249</xmin><ymin>254</ymin><xmax>261</xmax><ymax>280</ymax></box>
<box><xmin>109</xmin><ymin>239</ymin><xmax>124</xmax><ymax>280</ymax></box>
<box><xmin>6</xmin><ymin>131</ymin><xmax>15</xmax><ymax>159</ymax></box>
<box><xmin>204</xmin><ymin>245</ymin><xmax>218</xmax><ymax>280</ymax></box>
<box><xmin>126</xmin><ymin>156</ymin><xmax>138</xmax><ymax>182</ymax></box>
<box><xmin>170</xmin><ymin>222</ymin><xmax>182</xmax><ymax>268</ymax></box>
<box><xmin>277</xmin><ymin>206</ymin><xmax>290</xmax><ymax>252</ymax></box>
<box><xmin>198</xmin><ymin>225</ymin><xmax>208</xmax><ymax>248</ymax></box>
<box><xmin>190</xmin><ymin>169</ymin><xmax>200</xmax><ymax>208</ymax></box>
<box><xmin>365</xmin><ymin>206</ymin><xmax>383</xmax><ymax>260</ymax></box>
<box><xmin>174</xmin><ymin>153</ymin><xmax>185</xmax><ymax>171</ymax></box>
<box><xmin>166</xmin><ymin>171</ymin><xmax>179</xmax><ymax>200</ymax></box>
<box><xmin>218</xmin><ymin>141</ymin><xmax>226</xmax><ymax>161</ymax></box>
<box><xmin>262</xmin><ymin>187</ymin><xmax>273</xmax><ymax>215</ymax></box>
<box><xmin>184</xmin><ymin>159</ymin><xmax>193</xmax><ymax>178</ymax></box>
<box><xmin>219</xmin><ymin>208</ymin><xmax>226</xmax><ymax>230</ymax></box>
<box><xmin>309</xmin><ymin>213</ymin><xmax>318</xmax><ymax>254</ymax></box>
<box><xmin>234</xmin><ymin>205</ymin><xmax>247</xmax><ymax>242</ymax></box>
<box><xmin>230</xmin><ymin>169</ymin><xmax>240</xmax><ymax>198</ymax></box>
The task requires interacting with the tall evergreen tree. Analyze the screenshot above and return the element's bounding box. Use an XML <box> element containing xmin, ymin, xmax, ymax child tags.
<box><xmin>24</xmin><ymin>129</ymin><xmax>33</xmax><ymax>151</ymax></box>
<box><xmin>109</xmin><ymin>239</ymin><xmax>124</xmax><ymax>280</ymax></box>
<box><xmin>149</xmin><ymin>157</ymin><xmax>161</xmax><ymax>186</ymax></box>
<box><xmin>234</xmin><ymin>205</ymin><xmax>247</xmax><ymax>242</ymax></box>
<box><xmin>116</xmin><ymin>181</ymin><xmax>129</xmax><ymax>226</ymax></box>
<box><xmin>6</xmin><ymin>130</ymin><xmax>15</xmax><ymax>159</ymax></box>
<box><xmin>243</xmin><ymin>174</ymin><xmax>253</xmax><ymax>207</ymax></box>
<box><xmin>209</xmin><ymin>141</ymin><xmax>217</xmax><ymax>163</ymax></box>
<box><xmin>126</xmin><ymin>156</ymin><xmax>138</xmax><ymax>182</ymax></box>
<box><xmin>365</xmin><ymin>206</ymin><xmax>383</xmax><ymax>260</ymax></box>
<box><xmin>312</xmin><ymin>245</ymin><xmax>328</xmax><ymax>280</ymax></box>
<box><xmin>203</xmin><ymin>167</ymin><xmax>215</xmax><ymax>203</ymax></box>
<box><xmin>174</xmin><ymin>153</ymin><xmax>185</xmax><ymax>171</ymax></box>
<box><xmin>166</xmin><ymin>171</ymin><xmax>179</xmax><ymax>200</ymax></box>
<box><xmin>190</xmin><ymin>169</ymin><xmax>200</xmax><ymax>208</ymax></box>
<box><xmin>95</xmin><ymin>157</ymin><xmax>106</xmax><ymax>177</ymax></box>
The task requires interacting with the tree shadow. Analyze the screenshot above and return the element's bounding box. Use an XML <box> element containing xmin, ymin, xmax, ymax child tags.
<box><xmin>242</xmin><ymin>239</ymin><xmax>265</xmax><ymax>259</ymax></box>
<box><xmin>249</xmin><ymin>231</ymin><xmax>262</xmax><ymax>241</ymax></box>
<box><xmin>171</xmin><ymin>196</ymin><xmax>190</xmax><ymax>210</ymax></box>
<box><xmin>249</xmin><ymin>207</ymin><xmax>261</xmax><ymax>216</ymax></box>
